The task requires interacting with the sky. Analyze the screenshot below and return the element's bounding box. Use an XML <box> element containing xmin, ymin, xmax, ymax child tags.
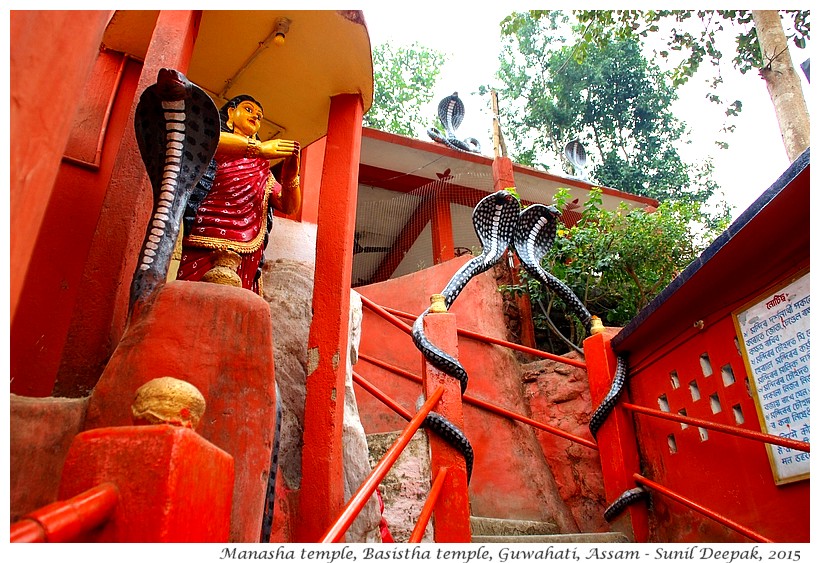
<box><xmin>360</xmin><ymin>5</ymin><xmax>813</xmax><ymax>221</ymax></box>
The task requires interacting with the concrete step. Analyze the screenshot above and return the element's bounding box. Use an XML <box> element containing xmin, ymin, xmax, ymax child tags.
<box><xmin>470</xmin><ymin>516</ymin><xmax>558</xmax><ymax>537</ymax></box>
<box><xmin>473</xmin><ymin>532</ymin><xmax>630</xmax><ymax>543</ymax></box>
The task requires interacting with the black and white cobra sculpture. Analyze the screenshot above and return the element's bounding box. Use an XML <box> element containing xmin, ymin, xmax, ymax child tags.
<box><xmin>412</xmin><ymin>190</ymin><xmax>519</xmax><ymax>480</ymax></box>
<box><xmin>131</xmin><ymin>68</ymin><xmax>220</xmax><ymax>311</ymax></box>
<box><xmin>418</xmin><ymin>192</ymin><xmax>631</xmax><ymax>501</ymax></box>
<box><xmin>427</xmin><ymin>92</ymin><xmax>481</xmax><ymax>154</ymax></box>
<box><xmin>512</xmin><ymin>204</ymin><xmax>593</xmax><ymax>333</ymax></box>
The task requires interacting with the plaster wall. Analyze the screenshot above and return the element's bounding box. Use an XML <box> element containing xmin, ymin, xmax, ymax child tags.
<box><xmin>264</xmin><ymin>217</ymin><xmax>318</xmax><ymax>265</ymax></box>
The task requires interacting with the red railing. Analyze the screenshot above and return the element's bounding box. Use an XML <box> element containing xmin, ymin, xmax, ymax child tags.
<box><xmin>320</xmin><ymin>386</ymin><xmax>445</xmax><ymax>542</ymax></box>
<box><xmin>356</xmin><ymin>295</ymin><xmax>804</xmax><ymax>543</ymax></box>
<box><xmin>358</xmin><ymin>355</ymin><xmax>598</xmax><ymax>450</ymax></box>
<box><xmin>622</xmin><ymin>402</ymin><xmax>810</xmax><ymax>453</ymax></box>
<box><xmin>359</xmin><ymin>295</ymin><xmax>586</xmax><ymax>369</ymax></box>
<box><xmin>408</xmin><ymin>467</ymin><xmax>448</xmax><ymax>543</ymax></box>
<box><xmin>10</xmin><ymin>483</ymin><xmax>119</xmax><ymax>543</ymax></box>
<box><xmin>632</xmin><ymin>474</ymin><xmax>774</xmax><ymax>543</ymax></box>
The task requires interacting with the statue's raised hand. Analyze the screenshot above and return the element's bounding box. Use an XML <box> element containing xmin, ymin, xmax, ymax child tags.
<box><xmin>261</xmin><ymin>139</ymin><xmax>300</xmax><ymax>160</ymax></box>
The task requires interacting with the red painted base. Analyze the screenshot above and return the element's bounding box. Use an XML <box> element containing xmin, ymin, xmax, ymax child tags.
<box><xmin>59</xmin><ymin>425</ymin><xmax>233</xmax><ymax>542</ymax></box>
<box><xmin>84</xmin><ymin>280</ymin><xmax>277</xmax><ymax>542</ymax></box>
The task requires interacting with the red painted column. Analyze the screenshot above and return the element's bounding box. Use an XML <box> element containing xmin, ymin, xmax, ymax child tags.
<box><xmin>10</xmin><ymin>10</ymin><xmax>113</xmax><ymax>326</ymax></box>
<box><xmin>297</xmin><ymin>93</ymin><xmax>364</xmax><ymax>542</ymax></box>
<box><xmin>583</xmin><ymin>331</ymin><xmax>648</xmax><ymax>542</ymax></box>
<box><xmin>421</xmin><ymin>311</ymin><xmax>471</xmax><ymax>542</ymax></box>
<box><xmin>431</xmin><ymin>190</ymin><xmax>455</xmax><ymax>264</ymax></box>
<box><xmin>58</xmin><ymin>10</ymin><xmax>202</xmax><ymax>394</ymax></box>
<box><xmin>58</xmin><ymin>425</ymin><xmax>233</xmax><ymax>542</ymax></box>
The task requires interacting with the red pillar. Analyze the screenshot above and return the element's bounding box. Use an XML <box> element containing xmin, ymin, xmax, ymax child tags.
<box><xmin>431</xmin><ymin>190</ymin><xmax>455</xmax><ymax>264</ymax></box>
<box><xmin>10</xmin><ymin>10</ymin><xmax>113</xmax><ymax>326</ymax></box>
<box><xmin>583</xmin><ymin>331</ymin><xmax>648</xmax><ymax>542</ymax></box>
<box><xmin>421</xmin><ymin>312</ymin><xmax>471</xmax><ymax>542</ymax></box>
<box><xmin>297</xmin><ymin>93</ymin><xmax>364</xmax><ymax>542</ymax></box>
<box><xmin>58</xmin><ymin>10</ymin><xmax>202</xmax><ymax>394</ymax></box>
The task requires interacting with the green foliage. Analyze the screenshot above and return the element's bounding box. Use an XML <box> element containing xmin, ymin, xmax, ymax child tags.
<box><xmin>564</xmin><ymin>10</ymin><xmax>809</xmax><ymax>101</ymax></box>
<box><xmin>495</xmin><ymin>12</ymin><xmax>721</xmax><ymax>206</ymax></box>
<box><xmin>502</xmin><ymin>187</ymin><xmax>730</xmax><ymax>352</ymax></box>
<box><xmin>363</xmin><ymin>42</ymin><xmax>447</xmax><ymax>136</ymax></box>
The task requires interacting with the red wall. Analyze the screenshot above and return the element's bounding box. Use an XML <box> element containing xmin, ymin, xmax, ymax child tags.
<box><xmin>611</xmin><ymin>154</ymin><xmax>810</xmax><ymax>542</ymax></box>
<box><xmin>10</xmin><ymin>11</ymin><xmax>113</xmax><ymax>326</ymax></box>
<box><xmin>356</xmin><ymin>257</ymin><xmax>580</xmax><ymax>530</ymax></box>
<box><xmin>11</xmin><ymin>52</ymin><xmax>143</xmax><ymax>397</ymax></box>
<box><xmin>628</xmin><ymin>312</ymin><xmax>809</xmax><ymax>542</ymax></box>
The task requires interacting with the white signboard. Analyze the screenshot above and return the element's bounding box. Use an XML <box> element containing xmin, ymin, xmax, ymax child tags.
<box><xmin>733</xmin><ymin>270</ymin><xmax>810</xmax><ymax>484</ymax></box>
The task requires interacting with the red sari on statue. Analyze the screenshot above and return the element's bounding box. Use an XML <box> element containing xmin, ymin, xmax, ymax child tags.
<box><xmin>177</xmin><ymin>155</ymin><xmax>280</xmax><ymax>294</ymax></box>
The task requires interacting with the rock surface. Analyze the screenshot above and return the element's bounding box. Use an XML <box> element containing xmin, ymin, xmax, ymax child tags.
<box><xmin>263</xmin><ymin>260</ymin><xmax>380</xmax><ymax>542</ymax></box>
<box><xmin>522</xmin><ymin>351</ymin><xmax>610</xmax><ymax>532</ymax></box>
<box><xmin>366</xmin><ymin>430</ymin><xmax>433</xmax><ymax>542</ymax></box>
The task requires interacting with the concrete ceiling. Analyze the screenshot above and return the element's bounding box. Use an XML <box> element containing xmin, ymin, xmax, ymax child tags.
<box><xmin>103</xmin><ymin>10</ymin><xmax>373</xmax><ymax>147</ymax></box>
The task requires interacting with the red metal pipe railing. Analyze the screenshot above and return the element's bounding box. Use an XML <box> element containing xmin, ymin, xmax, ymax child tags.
<box><xmin>622</xmin><ymin>402</ymin><xmax>810</xmax><ymax>453</ymax></box>
<box><xmin>381</xmin><ymin>302</ymin><xmax>587</xmax><ymax>368</ymax></box>
<box><xmin>352</xmin><ymin>371</ymin><xmax>413</xmax><ymax>421</ymax></box>
<box><xmin>359</xmin><ymin>294</ymin><xmax>413</xmax><ymax>336</ymax></box>
<box><xmin>359</xmin><ymin>294</ymin><xmax>586</xmax><ymax>368</ymax></box>
<box><xmin>321</xmin><ymin>386</ymin><xmax>445</xmax><ymax>543</ymax></box>
<box><xmin>10</xmin><ymin>482</ymin><xmax>119</xmax><ymax>543</ymax></box>
<box><xmin>632</xmin><ymin>473</ymin><xmax>774</xmax><ymax>543</ymax></box>
<box><xmin>358</xmin><ymin>354</ymin><xmax>598</xmax><ymax>450</ymax></box>
<box><xmin>408</xmin><ymin>467</ymin><xmax>449</xmax><ymax>543</ymax></box>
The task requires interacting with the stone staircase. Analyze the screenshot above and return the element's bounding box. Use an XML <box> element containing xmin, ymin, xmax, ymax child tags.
<box><xmin>470</xmin><ymin>516</ymin><xmax>629</xmax><ymax>543</ymax></box>
<box><xmin>367</xmin><ymin>430</ymin><xmax>630</xmax><ymax>543</ymax></box>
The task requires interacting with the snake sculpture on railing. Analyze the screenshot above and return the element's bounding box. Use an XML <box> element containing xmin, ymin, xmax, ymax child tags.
<box><xmin>411</xmin><ymin>190</ymin><xmax>519</xmax><ymax>481</ymax></box>
<box><xmin>414</xmin><ymin>188</ymin><xmax>644</xmax><ymax>517</ymax></box>
<box><xmin>508</xmin><ymin>203</ymin><xmax>647</xmax><ymax>520</ymax></box>
<box><xmin>427</xmin><ymin>92</ymin><xmax>482</xmax><ymax>154</ymax></box>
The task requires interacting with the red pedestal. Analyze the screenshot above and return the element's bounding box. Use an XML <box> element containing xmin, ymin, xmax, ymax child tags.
<box><xmin>59</xmin><ymin>425</ymin><xmax>233</xmax><ymax>542</ymax></box>
<box><xmin>421</xmin><ymin>312</ymin><xmax>471</xmax><ymax>542</ymax></box>
<box><xmin>84</xmin><ymin>280</ymin><xmax>277</xmax><ymax>542</ymax></box>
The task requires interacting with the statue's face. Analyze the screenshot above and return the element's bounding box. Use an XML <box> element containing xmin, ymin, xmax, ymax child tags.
<box><xmin>228</xmin><ymin>100</ymin><xmax>264</xmax><ymax>137</ymax></box>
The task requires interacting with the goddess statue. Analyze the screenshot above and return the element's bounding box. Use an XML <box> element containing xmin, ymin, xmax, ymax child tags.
<box><xmin>176</xmin><ymin>95</ymin><xmax>301</xmax><ymax>294</ymax></box>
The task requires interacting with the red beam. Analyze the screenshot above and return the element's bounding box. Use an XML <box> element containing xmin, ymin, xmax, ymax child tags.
<box><xmin>369</xmin><ymin>196</ymin><xmax>431</xmax><ymax>284</ymax></box>
<box><xmin>584</xmin><ymin>332</ymin><xmax>648</xmax><ymax>542</ymax></box>
<box><xmin>622</xmin><ymin>402</ymin><xmax>810</xmax><ymax>452</ymax></box>
<box><xmin>421</xmin><ymin>312</ymin><xmax>471</xmax><ymax>542</ymax></box>
<box><xmin>320</xmin><ymin>387</ymin><xmax>445</xmax><ymax>543</ymax></box>
<box><xmin>632</xmin><ymin>473</ymin><xmax>774</xmax><ymax>543</ymax></box>
<box><xmin>10</xmin><ymin>482</ymin><xmax>119</xmax><ymax>543</ymax></box>
<box><xmin>431</xmin><ymin>189</ymin><xmax>454</xmax><ymax>264</ymax></box>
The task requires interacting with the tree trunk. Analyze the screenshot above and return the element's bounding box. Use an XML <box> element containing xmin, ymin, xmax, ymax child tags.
<box><xmin>752</xmin><ymin>10</ymin><xmax>810</xmax><ymax>162</ymax></box>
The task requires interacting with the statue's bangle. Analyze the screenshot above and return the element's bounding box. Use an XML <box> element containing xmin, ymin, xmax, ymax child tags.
<box><xmin>245</xmin><ymin>137</ymin><xmax>260</xmax><ymax>159</ymax></box>
<box><xmin>286</xmin><ymin>175</ymin><xmax>300</xmax><ymax>190</ymax></box>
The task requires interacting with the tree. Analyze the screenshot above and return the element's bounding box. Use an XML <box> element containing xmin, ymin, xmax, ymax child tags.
<box><xmin>363</xmin><ymin>42</ymin><xmax>447</xmax><ymax>137</ymax></box>
<box><xmin>503</xmin><ymin>187</ymin><xmax>730</xmax><ymax>353</ymax></box>
<box><xmin>493</xmin><ymin>12</ymin><xmax>722</xmax><ymax>208</ymax></box>
<box><xmin>565</xmin><ymin>10</ymin><xmax>810</xmax><ymax>161</ymax></box>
